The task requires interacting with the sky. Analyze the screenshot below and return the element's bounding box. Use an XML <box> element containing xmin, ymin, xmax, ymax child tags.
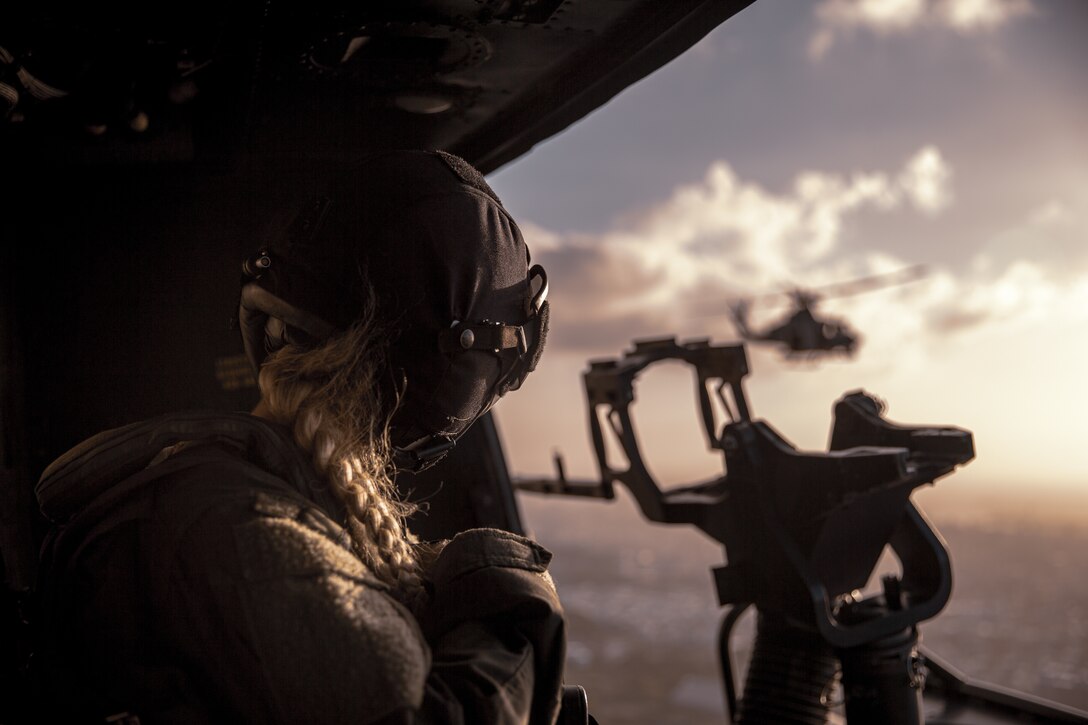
<box><xmin>486</xmin><ymin>0</ymin><xmax>1088</xmax><ymax>526</ymax></box>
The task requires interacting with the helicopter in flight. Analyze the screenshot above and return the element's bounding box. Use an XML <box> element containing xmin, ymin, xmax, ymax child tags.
<box><xmin>727</xmin><ymin>265</ymin><xmax>929</xmax><ymax>359</ymax></box>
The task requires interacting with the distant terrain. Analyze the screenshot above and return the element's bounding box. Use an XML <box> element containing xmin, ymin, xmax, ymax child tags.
<box><xmin>517</xmin><ymin>491</ymin><xmax>1088</xmax><ymax>724</ymax></box>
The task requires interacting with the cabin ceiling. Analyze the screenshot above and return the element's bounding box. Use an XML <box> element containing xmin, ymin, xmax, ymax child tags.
<box><xmin>1</xmin><ymin>1</ymin><xmax>754</xmax><ymax>173</ymax></box>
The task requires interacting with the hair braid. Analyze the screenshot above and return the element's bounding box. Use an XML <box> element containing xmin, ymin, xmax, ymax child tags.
<box><xmin>256</xmin><ymin>311</ymin><xmax>425</xmax><ymax>604</ymax></box>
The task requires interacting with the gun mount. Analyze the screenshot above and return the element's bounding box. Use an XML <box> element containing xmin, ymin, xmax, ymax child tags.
<box><xmin>516</xmin><ymin>337</ymin><xmax>978</xmax><ymax>722</ymax></box>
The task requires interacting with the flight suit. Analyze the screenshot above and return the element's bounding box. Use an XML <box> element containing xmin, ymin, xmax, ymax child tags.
<box><xmin>34</xmin><ymin>411</ymin><xmax>565</xmax><ymax>723</ymax></box>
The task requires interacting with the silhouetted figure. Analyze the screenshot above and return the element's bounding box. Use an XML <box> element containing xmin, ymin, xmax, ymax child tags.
<box><xmin>32</xmin><ymin>151</ymin><xmax>562</xmax><ymax>723</ymax></box>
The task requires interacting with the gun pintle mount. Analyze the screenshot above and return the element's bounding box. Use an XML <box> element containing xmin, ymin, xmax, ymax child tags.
<box><xmin>515</xmin><ymin>337</ymin><xmax>975</xmax><ymax>722</ymax></box>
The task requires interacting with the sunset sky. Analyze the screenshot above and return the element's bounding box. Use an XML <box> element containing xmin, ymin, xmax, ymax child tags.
<box><xmin>487</xmin><ymin>0</ymin><xmax>1088</xmax><ymax>526</ymax></box>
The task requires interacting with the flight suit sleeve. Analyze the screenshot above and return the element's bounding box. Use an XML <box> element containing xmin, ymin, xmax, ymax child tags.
<box><xmin>392</xmin><ymin>528</ymin><xmax>567</xmax><ymax>725</ymax></box>
<box><xmin>167</xmin><ymin>491</ymin><xmax>564</xmax><ymax>725</ymax></box>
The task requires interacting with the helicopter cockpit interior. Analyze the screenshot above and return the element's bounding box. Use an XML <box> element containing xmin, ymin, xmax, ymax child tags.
<box><xmin>2</xmin><ymin>3</ymin><xmax>1085</xmax><ymax>723</ymax></box>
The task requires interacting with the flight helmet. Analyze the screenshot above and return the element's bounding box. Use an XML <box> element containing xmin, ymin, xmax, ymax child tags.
<box><xmin>237</xmin><ymin>150</ymin><xmax>549</xmax><ymax>470</ymax></box>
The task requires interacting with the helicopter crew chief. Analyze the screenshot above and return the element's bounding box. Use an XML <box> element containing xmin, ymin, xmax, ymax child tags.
<box><xmin>31</xmin><ymin>150</ymin><xmax>564</xmax><ymax>723</ymax></box>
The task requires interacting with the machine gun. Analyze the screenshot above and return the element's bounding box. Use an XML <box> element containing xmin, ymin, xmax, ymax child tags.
<box><xmin>516</xmin><ymin>337</ymin><xmax>1088</xmax><ymax>724</ymax></box>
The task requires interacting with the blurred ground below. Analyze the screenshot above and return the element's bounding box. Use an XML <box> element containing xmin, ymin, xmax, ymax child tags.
<box><xmin>516</xmin><ymin>489</ymin><xmax>1088</xmax><ymax>724</ymax></box>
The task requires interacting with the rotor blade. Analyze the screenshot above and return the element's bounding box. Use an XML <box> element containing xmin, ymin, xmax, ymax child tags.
<box><xmin>809</xmin><ymin>265</ymin><xmax>929</xmax><ymax>300</ymax></box>
<box><xmin>747</xmin><ymin>278</ymin><xmax>812</xmax><ymax>306</ymax></box>
<box><xmin>748</xmin><ymin>290</ymin><xmax>794</xmax><ymax>305</ymax></box>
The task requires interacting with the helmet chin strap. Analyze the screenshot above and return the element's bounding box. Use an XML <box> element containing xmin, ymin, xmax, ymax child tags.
<box><xmin>389</xmin><ymin>266</ymin><xmax>549</xmax><ymax>471</ymax></box>
<box><xmin>391</xmin><ymin>433</ymin><xmax>458</xmax><ymax>472</ymax></box>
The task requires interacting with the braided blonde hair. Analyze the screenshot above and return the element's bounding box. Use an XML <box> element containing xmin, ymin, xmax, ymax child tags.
<box><xmin>256</xmin><ymin>308</ymin><xmax>425</xmax><ymax>602</ymax></box>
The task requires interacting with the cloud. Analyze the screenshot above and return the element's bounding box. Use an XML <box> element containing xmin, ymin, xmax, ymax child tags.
<box><xmin>974</xmin><ymin>197</ymin><xmax>1088</xmax><ymax>280</ymax></box>
<box><xmin>939</xmin><ymin>0</ymin><xmax>1035</xmax><ymax>31</ymax></box>
<box><xmin>818</xmin><ymin>0</ymin><xmax>928</xmax><ymax>33</ymax></box>
<box><xmin>881</xmin><ymin>260</ymin><xmax>1064</xmax><ymax>340</ymax></box>
<box><xmin>523</xmin><ymin>146</ymin><xmax>956</xmax><ymax>355</ymax></box>
<box><xmin>898</xmin><ymin>145</ymin><xmax>953</xmax><ymax>214</ymax></box>
<box><xmin>518</xmin><ymin>145</ymin><xmax>1088</xmax><ymax>389</ymax></box>
<box><xmin>1028</xmin><ymin>200</ymin><xmax>1073</xmax><ymax>227</ymax></box>
<box><xmin>809</xmin><ymin>0</ymin><xmax>1034</xmax><ymax>60</ymax></box>
<box><xmin>928</xmin><ymin>308</ymin><xmax>991</xmax><ymax>333</ymax></box>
